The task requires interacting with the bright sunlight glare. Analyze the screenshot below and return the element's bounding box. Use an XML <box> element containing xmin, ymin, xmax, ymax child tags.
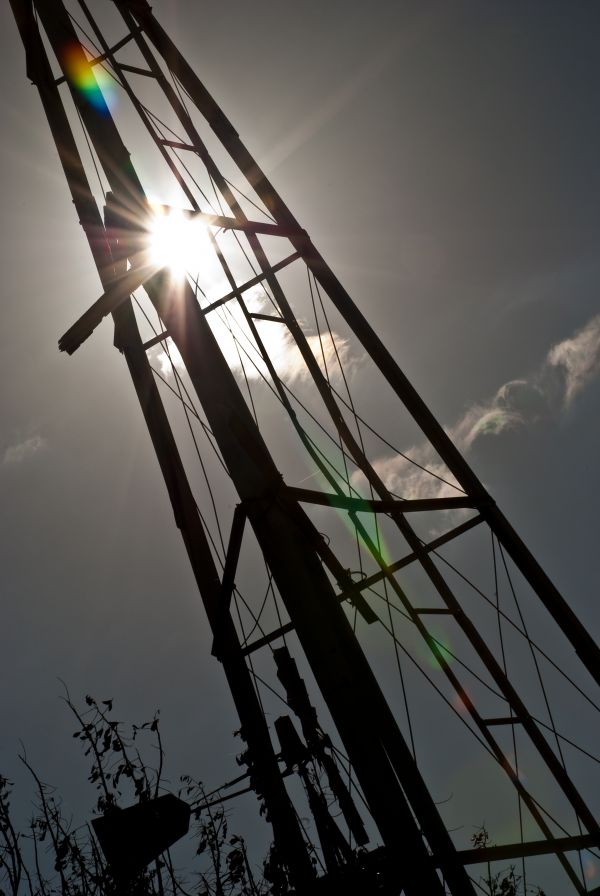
<box><xmin>147</xmin><ymin>207</ymin><xmax>211</xmax><ymax>277</ymax></box>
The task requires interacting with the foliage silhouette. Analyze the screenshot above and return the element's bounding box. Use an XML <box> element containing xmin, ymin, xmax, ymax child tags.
<box><xmin>1</xmin><ymin>694</ymin><xmax>553</xmax><ymax>896</ymax></box>
<box><xmin>0</xmin><ymin>692</ymin><xmax>285</xmax><ymax>896</ymax></box>
<box><xmin>470</xmin><ymin>827</ymin><xmax>546</xmax><ymax>896</ymax></box>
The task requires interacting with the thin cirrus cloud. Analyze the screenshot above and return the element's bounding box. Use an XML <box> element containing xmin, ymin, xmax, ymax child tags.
<box><xmin>153</xmin><ymin>287</ymin><xmax>353</xmax><ymax>385</ymax></box>
<box><xmin>358</xmin><ymin>314</ymin><xmax>600</xmax><ymax>501</ymax></box>
<box><xmin>2</xmin><ymin>435</ymin><xmax>47</xmax><ymax>467</ymax></box>
<box><xmin>547</xmin><ymin>313</ymin><xmax>600</xmax><ymax>405</ymax></box>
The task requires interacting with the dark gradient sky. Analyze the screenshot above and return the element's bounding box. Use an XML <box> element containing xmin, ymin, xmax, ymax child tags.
<box><xmin>1</xmin><ymin>2</ymin><xmax>599</xmax><ymax>889</ymax></box>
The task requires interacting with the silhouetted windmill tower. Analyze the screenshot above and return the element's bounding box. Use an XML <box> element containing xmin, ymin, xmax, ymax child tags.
<box><xmin>9</xmin><ymin>2</ymin><xmax>600</xmax><ymax>894</ymax></box>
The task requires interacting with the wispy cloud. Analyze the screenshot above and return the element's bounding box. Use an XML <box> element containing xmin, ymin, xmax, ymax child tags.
<box><xmin>2</xmin><ymin>435</ymin><xmax>47</xmax><ymax>467</ymax></box>
<box><xmin>154</xmin><ymin>286</ymin><xmax>356</xmax><ymax>384</ymax></box>
<box><xmin>155</xmin><ymin>341</ymin><xmax>185</xmax><ymax>378</ymax></box>
<box><xmin>356</xmin><ymin>314</ymin><xmax>600</xmax><ymax>501</ymax></box>
<box><xmin>256</xmin><ymin>330</ymin><xmax>353</xmax><ymax>383</ymax></box>
<box><xmin>547</xmin><ymin>314</ymin><xmax>600</xmax><ymax>405</ymax></box>
<box><xmin>459</xmin><ymin>313</ymin><xmax>600</xmax><ymax>446</ymax></box>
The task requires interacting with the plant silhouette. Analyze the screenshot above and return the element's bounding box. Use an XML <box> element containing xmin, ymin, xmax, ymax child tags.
<box><xmin>0</xmin><ymin>692</ymin><xmax>287</xmax><ymax>896</ymax></box>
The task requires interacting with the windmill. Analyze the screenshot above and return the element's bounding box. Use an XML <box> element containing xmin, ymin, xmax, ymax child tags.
<box><xmin>8</xmin><ymin>1</ymin><xmax>600</xmax><ymax>893</ymax></box>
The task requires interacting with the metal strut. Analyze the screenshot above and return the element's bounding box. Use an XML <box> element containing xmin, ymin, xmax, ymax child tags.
<box><xmin>11</xmin><ymin>0</ymin><xmax>600</xmax><ymax>893</ymax></box>
<box><xmin>116</xmin><ymin>0</ymin><xmax>600</xmax><ymax>692</ymax></box>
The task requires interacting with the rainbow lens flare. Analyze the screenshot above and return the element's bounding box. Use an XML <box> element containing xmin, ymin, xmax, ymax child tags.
<box><xmin>416</xmin><ymin>628</ymin><xmax>455</xmax><ymax>671</ymax></box>
<box><xmin>62</xmin><ymin>43</ymin><xmax>116</xmax><ymax>113</ymax></box>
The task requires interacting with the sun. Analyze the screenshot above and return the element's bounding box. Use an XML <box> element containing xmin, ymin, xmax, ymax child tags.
<box><xmin>147</xmin><ymin>206</ymin><xmax>211</xmax><ymax>277</ymax></box>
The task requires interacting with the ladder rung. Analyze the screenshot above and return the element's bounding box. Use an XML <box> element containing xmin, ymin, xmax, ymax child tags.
<box><xmin>286</xmin><ymin>488</ymin><xmax>476</xmax><ymax>515</ymax></box>
<box><xmin>483</xmin><ymin>716</ymin><xmax>522</xmax><ymax>726</ymax></box>
<box><xmin>458</xmin><ymin>832</ymin><xmax>599</xmax><ymax>866</ymax></box>
<box><xmin>143</xmin><ymin>330</ymin><xmax>170</xmax><ymax>351</ymax></box>
<box><xmin>160</xmin><ymin>139</ymin><xmax>196</xmax><ymax>151</ymax></box>
<box><xmin>119</xmin><ymin>63</ymin><xmax>155</xmax><ymax>78</ymax></box>
<box><xmin>413</xmin><ymin>608</ymin><xmax>454</xmax><ymax>615</ymax></box>
<box><xmin>55</xmin><ymin>29</ymin><xmax>142</xmax><ymax>85</ymax></box>
<box><xmin>202</xmin><ymin>251</ymin><xmax>300</xmax><ymax>316</ymax></box>
<box><xmin>249</xmin><ymin>313</ymin><xmax>285</xmax><ymax>323</ymax></box>
<box><xmin>242</xmin><ymin>622</ymin><xmax>295</xmax><ymax>655</ymax></box>
<box><xmin>345</xmin><ymin>593</ymin><xmax>378</xmax><ymax>625</ymax></box>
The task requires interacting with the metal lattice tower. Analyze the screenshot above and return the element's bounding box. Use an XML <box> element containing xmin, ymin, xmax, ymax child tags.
<box><xmin>9</xmin><ymin>2</ymin><xmax>600</xmax><ymax>893</ymax></box>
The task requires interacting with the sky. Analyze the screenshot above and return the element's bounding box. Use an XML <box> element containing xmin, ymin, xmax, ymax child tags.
<box><xmin>1</xmin><ymin>1</ymin><xmax>599</xmax><ymax>892</ymax></box>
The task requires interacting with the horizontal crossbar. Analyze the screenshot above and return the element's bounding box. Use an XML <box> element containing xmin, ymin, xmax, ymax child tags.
<box><xmin>483</xmin><ymin>716</ymin><xmax>521</xmax><ymax>726</ymax></box>
<box><xmin>143</xmin><ymin>330</ymin><xmax>170</xmax><ymax>350</ymax></box>
<box><xmin>159</xmin><ymin>139</ymin><xmax>195</xmax><ymax>151</ymax></box>
<box><xmin>55</xmin><ymin>29</ymin><xmax>141</xmax><ymax>85</ymax></box>
<box><xmin>241</xmin><ymin>514</ymin><xmax>484</xmax><ymax>655</ymax></box>
<box><xmin>287</xmin><ymin>486</ymin><xmax>477</xmax><ymax>514</ymax></box>
<box><xmin>249</xmin><ymin>313</ymin><xmax>285</xmax><ymax>323</ymax></box>
<box><xmin>158</xmin><ymin>204</ymin><xmax>308</xmax><ymax>240</ymax></box>
<box><xmin>413</xmin><ymin>608</ymin><xmax>454</xmax><ymax>615</ymax></box>
<box><xmin>457</xmin><ymin>832</ymin><xmax>598</xmax><ymax>866</ymax></box>
<box><xmin>59</xmin><ymin>260</ymin><xmax>156</xmax><ymax>354</ymax></box>
<box><xmin>119</xmin><ymin>63</ymin><xmax>154</xmax><ymax>78</ymax></box>
<box><xmin>201</xmin><ymin>251</ymin><xmax>300</xmax><ymax>316</ymax></box>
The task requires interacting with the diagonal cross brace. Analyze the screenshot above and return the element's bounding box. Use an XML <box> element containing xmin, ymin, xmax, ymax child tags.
<box><xmin>59</xmin><ymin>255</ymin><xmax>157</xmax><ymax>354</ymax></box>
<box><xmin>211</xmin><ymin>504</ymin><xmax>247</xmax><ymax>660</ymax></box>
